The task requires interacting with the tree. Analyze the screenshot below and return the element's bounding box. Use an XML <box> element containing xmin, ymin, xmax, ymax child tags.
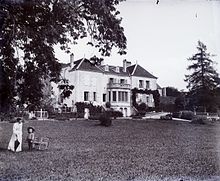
<box><xmin>0</xmin><ymin>0</ymin><xmax>127</xmax><ymax>112</ymax></box>
<box><xmin>185</xmin><ymin>41</ymin><xmax>219</xmax><ymax>112</ymax></box>
<box><xmin>166</xmin><ymin>87</ymin><xmax>181</xmax><ymax>97</ymax></box>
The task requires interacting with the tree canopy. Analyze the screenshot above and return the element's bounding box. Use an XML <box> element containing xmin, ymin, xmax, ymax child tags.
<box><xmin>185</xmin><ymin>41</ymin><xmax>219</xmax><ymax>112</ymax></box>
<box><xmin>0</xmin><ymin>0</ymin><xmax>127</xmax><ymax>112</ymax></box>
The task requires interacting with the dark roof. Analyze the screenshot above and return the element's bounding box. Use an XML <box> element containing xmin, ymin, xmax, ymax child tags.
<box><xmin>127</xmin><ymin>65</ymin><xmax>136</xmax><ymax>75</ymax></box>
<box><xmin>70</xmin><ymin>58</ymin><xmax>102</xmax><ymax>73</ymax></box>
<box><xmin>61</xmin><ymin>63</ymin><xmax>70</xmax><ymax>68</ymax></box>
<box><xmin>127</xmin><ymin>64</ymin><xmax>157</xmax><ymax>79</ymax></box>
<box><xmin>66</xmin><ymin>58</ymin><xmax>157</xmax><ymax>79</ymax></box>
<box><xmin>157</xmin><ymin>84</ymin><xmax>162</xmax><ymax>89</ymax></box>
<box><xmin>99</xmin><ymin>65</ymin><xmax>129</xmax><ymax>76</ymax></box>
<box><xmin>71</xmin><ymin>59</ymin><xmax>82</xmax><ymax>70</ymax></box>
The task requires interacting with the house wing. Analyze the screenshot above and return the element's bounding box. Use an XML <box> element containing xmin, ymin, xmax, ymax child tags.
<box><xmin>70</xmin><ymin>58</ymin><xmax>103</xmax><ymax>73</ymax></box>
<box><xmin>130</xmin><ymin>64</ymin><xmax>157</xmax><ymax>79</ymax></box>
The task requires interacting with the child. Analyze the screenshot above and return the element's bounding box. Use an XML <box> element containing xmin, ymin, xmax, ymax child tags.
<box><xmin>27</xmin><ymin>127</ymin><xmax>35</xmax><ymax>150</ymax></box>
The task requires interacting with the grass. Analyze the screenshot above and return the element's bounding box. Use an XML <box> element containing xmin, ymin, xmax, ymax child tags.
<box><xmin>0</xmin><ymin>119</ymin><xmax>220</xmax><ymax>181</ymax></box>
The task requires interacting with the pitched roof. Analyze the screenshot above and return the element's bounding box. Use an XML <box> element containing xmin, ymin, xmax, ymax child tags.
<box><xmin>70</xmin><ymin>58</ymin><xmax>102</xmax><ymax>73</ymax></box>
<box><xmin>99</xmin><ymin>65</ymin><xmax>129</xmax><ymax>76</ymax></box>
<box><xmin>127</xmin><ymin>64</ymin><xmax>157</xmax><ymax>79</ymax></box>
<box><xmin>60</xmin><ymin>63</ymin><xmax>70</xmax><ymax>68</ymax></box>
<box><xmin>66</xmin><ymin>58</ymin><xmax>157</xmax><ymax>79</ymax></box>
<box><xmin>157</xmin><ymin>84</ymin><xmax>162</xmax><ymax>89</ymax></box>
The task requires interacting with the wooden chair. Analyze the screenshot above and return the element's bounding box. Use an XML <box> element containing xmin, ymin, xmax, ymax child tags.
<box><xmin>32</xmin><ymin>137</ymin><xmax>49</xmax><ymax>150</ymax></box>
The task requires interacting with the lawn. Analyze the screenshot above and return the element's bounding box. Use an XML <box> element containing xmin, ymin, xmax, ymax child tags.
<box><xmin>0</xmin><ymin>119</ymin><xmax>220</xmax><ymax>181</ymax></box>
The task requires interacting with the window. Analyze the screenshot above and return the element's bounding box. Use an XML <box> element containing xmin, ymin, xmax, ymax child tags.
<box><xmin>125</xmin><ymin>92</ymin><xmax>128</xmax><ymax>102</ymax></box>
<box><xmin>139</xmin><ymin>80</ymin><xmax>143</xmax><ymax>88</ymax></box>
<box><xmin>118</xmin><ymin>91</ymin><xmax>128</xmax><ymax>102</ymax></box>
<box><xmin>93</xmin><ymin>92</ymin><xmax>96</xmax><ymax>101</ymax></box>
<box><xmin>108</xmin><ymin>91</ymin><xmax>111</xmax><ymax>102</ymax></box>
<box><xmin>103</xmin><ymin>94</ymin><xmax>106</xmax><ymax>102</ymax></box>
<box><xmin>109</xmin><ymin>78</ymin><xmax>114</xmax><ymax>84</ymax></box>
<box><xmin>146</xmin><ymin>96</ymin><xmax>149</xmax><ymax>103</ymax></box>
<box><xmin>146</xmin><ymin>81</ymin><xmax>150</xmax><ymax>89</ymax></box>
<box><xmin>118</xmin><ymin>92</ymin><xmax>121</xmax><ymax>102</ymax></box>
<box><xmin>113</xmin><ymin>91</ymin><xmax>117</xmax><ymax>101</ymax></box>
<box><xmin>84</xmin><ymin>91</ymin><xmax>89</xmax><ymax>101</ymax></box>
<box><xmin>120</xmin><ymin>79</ymin><xmax>125</xmax><ymax>84</ymax></box>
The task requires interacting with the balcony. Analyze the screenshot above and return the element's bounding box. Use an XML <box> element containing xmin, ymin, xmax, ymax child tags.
<box><xmin>107</xmin><ymin>82</ymin><xmax>131</xmax><ymax>89</ymax></box>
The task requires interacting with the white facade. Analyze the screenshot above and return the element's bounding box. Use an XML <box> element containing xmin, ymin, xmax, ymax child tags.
<box><xmin>52</xmin><ymin>57</ymin><xmax>159</xmax><ymax>117</ymax></box>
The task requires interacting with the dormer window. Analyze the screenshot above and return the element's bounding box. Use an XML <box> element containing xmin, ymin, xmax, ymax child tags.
<box><xmin>105</xmin><ymin>65</ymin><xmax>109</xmax><ymax>71</ymax></box>
<box><xmin>116</xmin><ymin>66</ymin><xmax>120</xmax><ymax>73</ymax></box>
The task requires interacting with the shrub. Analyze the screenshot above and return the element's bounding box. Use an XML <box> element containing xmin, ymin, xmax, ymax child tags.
<box><xmin>137</xmin><ymin>103</ymin><xmax>147</xmax><ymax>116</ymax></box>
<box><xmin>172</xmin><ymin>112</ymin><xmax>181</xmax><ymax>118</ymax></box>
<box><xmin>191</xmin><ymin>116</ymin><xmax>207</xmax><ymax>124</ymax></box>
<box><xmin>105</xmin><ymin>102</ymin><xmax>111</xmax><ymax>109</ymax></box>
<box><xmin>180</xmin><ymin>111</ymin><xmax>194</xmax><ymax>120</ymax></box>
<box><xmin>131</xmin><ymin>115</ymin><xmax>143</xmax><ymax>119</ymax></box>
<box><xmin>109</xmin><ymin>110</ymin><xmax>123</xmax><ymax>119</ymax></box>
<box><xmin>75</xmin><ymin>102</ymin><xmax>102</xmax><ymax>116</ymax></box>
<box><xmin>49</xmin><ymin>112</ymin><xmax>77</xmax><ymax>120</ymax></box>
<box><xmin>89</xmin><ymin>113</ymin><xmax>102</xmax><ymax>120</ymax></box>
<box><xmin>99</xmin><ymin>112</ymin><xmax>112</xmax><ymax>127</ymax></box>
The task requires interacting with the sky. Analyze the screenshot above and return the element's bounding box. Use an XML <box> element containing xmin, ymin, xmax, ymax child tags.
<box><xmin>55</xmin><ymin>0</ymin><xmax>220</xmax><ymax>91</ymax></box>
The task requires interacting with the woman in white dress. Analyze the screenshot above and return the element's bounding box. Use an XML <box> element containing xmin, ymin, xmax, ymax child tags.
<box><xmin>84</xmin><ymin>108</ymin><xmax>90</xmax><ymax>120</ymax></box>
<box><xmin>8</xmin><ymin>117</ymin><xmax>23</xmax><ymax>152</ymax></box>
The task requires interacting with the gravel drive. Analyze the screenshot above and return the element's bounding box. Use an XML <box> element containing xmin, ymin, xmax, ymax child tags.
<box><xmin>0</xmin><ymin>119</ymin><xmax>220</xmax><ymax>181</ymax></box>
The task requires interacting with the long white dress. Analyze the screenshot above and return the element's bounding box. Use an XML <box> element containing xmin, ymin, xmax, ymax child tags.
<box><xmin>8</xmin><ymin>122</ymin><xmax>23</xmax><ymax>152</ymax></box>
<box><xmin>84</xmin><ymin>108</ymin><xmax>90</xmax><ymax>120</ymax></box>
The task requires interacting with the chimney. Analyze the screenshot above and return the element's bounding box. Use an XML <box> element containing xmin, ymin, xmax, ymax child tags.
<box><xmin>127</xmin><ymin>61</ymin><xmax>131</xmax><ymax>67</ymax></box>
<box><xmin>70</xmin><ymin>53</ymin><xmax>74</xmax><ymax>68</ymax></box>
<box><xmin>123</xmin><ymin>59</ymin><xmax>127</xmax><ymax>72</ymax></box>
<box><xmin>123</xmin><ymin>59</ymin><xmax>131</xmax><ymax>72</ymax></box>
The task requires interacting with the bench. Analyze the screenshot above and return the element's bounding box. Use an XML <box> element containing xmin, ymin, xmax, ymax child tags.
<box><xmin>32</xmin><ymin>137</ymin><xmax>49</xmax><ymax>150</ymax></box>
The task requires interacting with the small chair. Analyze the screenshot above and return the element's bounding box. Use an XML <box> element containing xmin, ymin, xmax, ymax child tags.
<box><xmin>33</xmin><ymin>137</ymin><xmax>49</xmax><ymax>150</ymax></box>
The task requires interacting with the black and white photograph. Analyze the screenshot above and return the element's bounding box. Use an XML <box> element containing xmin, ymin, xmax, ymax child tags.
<box><xmin>0</xmin><ymin>0</ymin><xmax>220</xmax><ymax>180</ymax></box>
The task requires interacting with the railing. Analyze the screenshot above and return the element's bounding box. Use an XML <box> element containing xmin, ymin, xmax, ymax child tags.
<box><xmin>34</xmin><ymin>110</ymin><xmax>48</xmax><ymax>120</ymax></box>
<box><xmin>107</xmin><ymin>82</ymin><xmax>131</xmax><ymax>89</ymax></box>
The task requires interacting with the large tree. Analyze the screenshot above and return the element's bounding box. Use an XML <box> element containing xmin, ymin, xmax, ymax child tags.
<box><xmin>185</xmin><ymin>41</ymin><xmax>219</xmax><ymax>112</ymax></box>
<box><xmin>0</xmin><ymin>0</ymin><xmax>127</xmax><ymax>112</ymax></box>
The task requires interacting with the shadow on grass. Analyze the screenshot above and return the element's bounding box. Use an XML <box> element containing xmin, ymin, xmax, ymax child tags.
<box><xmin>0</xmin><ymin>147</ymin><xmax>8</xmax><ymax>152</ymax></box>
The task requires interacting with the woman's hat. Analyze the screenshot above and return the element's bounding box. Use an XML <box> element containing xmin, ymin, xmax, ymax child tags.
<box><xmin>27</xmin><ymin>126</ymin><xmax>35</xmax><ymax>132</ymax></box>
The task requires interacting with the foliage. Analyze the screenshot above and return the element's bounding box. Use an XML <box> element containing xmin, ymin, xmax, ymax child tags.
<box><xmin>131</xmin><ymin>88</ymin><xmax>160</xmax><ymax>112</ymax></box>
<box><xmin>0</xmin><ymin>0</ymin><xmax>127</xmax><ymax>112</ymax></box>
<box><xmin>41</xmin><ymin>77</ymin><xmax>56</xmax><ymax>112</ymax></box>
<box><xmin>174</xmin><ymin>92</ymin><xmax>189</xmax><ymax>112</ymax></box>
<box><xmin>185</xmin><ymin>41</ymin><xmax>219</xmax><ymax>112</ymax></box>
<box><xmin>58</xmin><ymin>79</ymin><xmax>74</xmax><ymax>99</ymax></box>
<box><xmin>191</xmin><ymin>115</ymin><xmax>207</xmax><ymax>125</ymax></box>
<box><xmin>108</xmin><ymin>110</ymin><xmax>123</xmax><ymax>119</ymax></box>
<box><xmin>172</xmin><ymin>112</ymin><xmax>181</xmax><ymax>118</ymax></box>
<box><xmin>180</xmin><ymin>111</ymin><xmax>194</xmax><ymax>120</ymax></box>
<box><xmin>105</xmin><ymin>102</ymin><xmax>111</xmax><ymax>109</ymax></box>
<box><xmin>166</xmin><ymin>87</ymin><xmax>181</xmax><ymax>97</ymax></box>
<box><xmin>49</xmin><ymin>112</ymin><xmax>77</xmax><ymax>120</ymax></box>
<box><xmin>75</xmin><ymin>102</ymin><xmax>102</xmax><ymax>115</ymax></box>
<box><xmin>137</xmin><ymin>102</ymin><xmax>147</xmax><ymax>116</ymax></box>
<box><xmin>99</xmin><ymin>111</ymin><xmax>112</xmax><ymax>127</ymax></box>
<box><xmin>16</xmin><ymin>61</ymin><xmax>44</xmax><ymax>111</ymax></box>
